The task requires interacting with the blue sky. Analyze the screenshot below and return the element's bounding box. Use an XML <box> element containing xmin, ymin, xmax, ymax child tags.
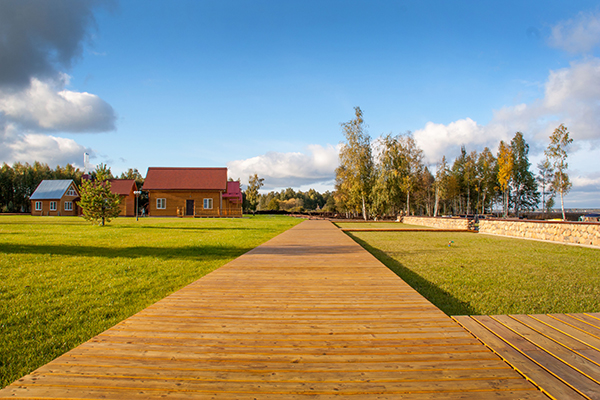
<box><xmin>1</xmin><ymin>1</ymin><xmax>600</xmax><ymax>207</ymax></box>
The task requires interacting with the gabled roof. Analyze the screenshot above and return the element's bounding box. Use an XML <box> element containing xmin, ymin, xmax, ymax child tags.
<box><xmin>30</xmin><ymin>180</ymin><xmax>77</xmax><ymax>200</ymax></box>
<box><xmin>142</xmin><ymin>167</ymin><xmax>228</xmax><ymax>191</ymax></box>
<box><xmin>108</xmin><ymin>179</ymin><xmax>137</xmax><ymax>196</ymax></box>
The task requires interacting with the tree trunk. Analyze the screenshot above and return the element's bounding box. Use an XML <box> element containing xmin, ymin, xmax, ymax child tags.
<box><xmin>481</xmin><ymin>193</ymin><xmax>486</xmax><ymax>215</ymax></box>
<box><xmin>434</xmin><ymin>186</ymin><xmax>439</xmax><ymax>217</ymax></box>
<box><xmin>466</xmin><ymin>187</ymin><xmax>470</xmax><ymax>215</ymax></box>
<box><xmin>560</xmin><ymin>189</ymin><xmax>566</xmax><ymax>221</ymax></box>
<box><xmin>361</xmin><ymin>196</ymin><xmax>367</xmax><ymax>221</ymax></box>
<box><xmin>406</xmin><ymin>191</ymin><xmax>410</xmax><ymax>216</ymax></box>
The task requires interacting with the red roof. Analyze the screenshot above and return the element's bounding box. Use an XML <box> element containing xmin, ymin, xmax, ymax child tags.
<box><xmin>223</xmin><ymin>181</ymin><xmax>242</xmax><ymax>202</ymax></box>
<box><xmin>142</xmin><ymin>167</ymin><xmax>227</xmax><ymax>190</ymax></box>
<box><xmin>108</xmin><ymin>179</ymin><xmax>137</xmax><ymax>196</ymax></box>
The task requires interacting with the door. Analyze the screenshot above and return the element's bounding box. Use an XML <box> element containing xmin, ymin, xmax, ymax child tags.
<box><xmin>186</xmin><ymin>200</ymin><xmax>194</xmax><ymax>216</ymax></box>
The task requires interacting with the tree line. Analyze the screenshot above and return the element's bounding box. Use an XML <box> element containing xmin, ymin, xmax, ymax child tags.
<box><xmin>242</xmin><ymin>173</ymin><xmax>336</xmax><ymax>214</ymax></box>
<box><xmin>0</xmin><ymin>162</ymin><xmax>145</xmax><ymax>213</ymax></box>
<box><xmin>334</xmin><ymin>107</ymin><xmax>574</xmax><ymax>220</ymax></box>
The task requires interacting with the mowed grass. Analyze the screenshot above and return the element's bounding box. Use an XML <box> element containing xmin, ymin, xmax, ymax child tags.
<box><xmin>0</xmin><ymin>215</ymin><xmax>301</xmax><ymax>388</ymax></box>
<box><xmin>337</xmin><ymin>222</ymin><xmax>434</xmax><ymax>229</ymax></box>
<box><xmin>340</xmin><ymin>226</ymin><xmax>600</xmax><ymax>316</ymax></box>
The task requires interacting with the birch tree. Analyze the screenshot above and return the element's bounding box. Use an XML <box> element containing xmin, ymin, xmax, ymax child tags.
<box><xmin>245</xmin><ymin>174</ymin><xmax>264</xmax><ymax>215</ymax></box>
<box><xmin>537</xmin><ymin>158</ymin><xmax>554</xmax><ymax>212</ymax></box>
<box><xmin>510</xmin><ymin>132</ymin><xmax>539</xmax><ymax>217</ymax></box>
<box><xmin>545</xmin><ymin>124</ymin><xmax>573</xmax><ymax>220</ymax></box>
<box><xmin>336</xmin><ymin>107</ymin><xmax>374</xmax><ymax>220</ymax></box>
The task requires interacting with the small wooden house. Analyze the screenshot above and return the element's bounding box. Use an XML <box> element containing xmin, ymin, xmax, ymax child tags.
<box><xmin>108</xmin><ymin>179</ymin><xmax>138</xmax><ymax>217</ymax></box>
<box><xmin>30</xmin><ymin>180</ymin><xmax>80</xmax><ymax>216</ymax></box>
<box><xmin>142</xmin><ymin>167</ymin><xmax>242</xmax><ymax>217</ymax></box>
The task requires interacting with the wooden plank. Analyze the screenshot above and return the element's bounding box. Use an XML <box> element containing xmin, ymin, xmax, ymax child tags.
<box><xmin>513</xmin><ymin>315</ymin><xmax>600</xmax><ymax>366</ymax></box>
<box><xmin>534</xmin><ymin>314</ymin><xmax>600</xmax><ymax>351</ymax></box>
<box><xmin>454</xmin><ymin>315</ymin><xmax>583</xmax><ymax>400</ymax></box>
<box><xmin>473</xmin><ymin>315</ymin><xmax>600</xmax><ymax>399</ymax></box>
<box><xmin>566</xmin><ymin>313</ymin><xmax>600</xmax><ymax>335</ymax></box>
<box><xmin>1</xmin><ymin>386</ymin><xmax>548</xmax><ymax>400</ymax></box>
<box><xmin>495</xmin><ymin>315</ymin><xmax>600</xmax><ymax>385</ymax></box>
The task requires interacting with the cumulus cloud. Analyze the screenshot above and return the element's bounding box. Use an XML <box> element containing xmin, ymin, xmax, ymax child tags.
<box><xmin>549</xmin><ymin>11</ymin><xmax>600</xmax><ymax>54</ymax></box>
<box><xmin>0</xmin><ymin>118</ymin><xmax>93</xmax><ymax>167</ymax></box>
<box><xmin>414</xmin><ymin>58</ymin><xmax>600</xmax><ymax>164</ymax></box>
<box><xmin>0</xmin><ymin>77</ymin><xmax>116</xmax><ymax>132</ymax></box>
<box><xmin>227</xmin><ymin>144</ymin><xmax>340</xmax><ymax>190</ymax></box>
<box><xmin>0</xmin><ymin>0</ymin><xmax>113</xmax><ymax>89</ymax></box>
<box><xmin>0</xmin><ymin>0</ymin><xmax>116</xmax><ymax>167</ymax></box>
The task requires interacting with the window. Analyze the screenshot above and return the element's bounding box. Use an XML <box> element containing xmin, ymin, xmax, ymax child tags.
<box><xmin>67</xmin><ymin>188</ymin><xmax>76</xmax><ymax>196</ymax></box>
<box><xmin>64</xmin><ymin>201</ymin><xmax>73</xmax><ymax>211</ymax></box>
<box><xmin>50</xmin><ymin>201</ymin><xmax>57</xmax><ymax>211</ymax></box>
<box><xmin>35</xmin><ymin>201</ymin><xmax>42</xmax><ymax>211</ymax></box>
<box><xmin>157</xmin><ymin>198</ymin><xmax>166</xmax><ymax>209</ymax></box>
<box><xmin>203</xmin><ymin>198</ymin><xmax>213</xmax><ymax>209</ymax></box>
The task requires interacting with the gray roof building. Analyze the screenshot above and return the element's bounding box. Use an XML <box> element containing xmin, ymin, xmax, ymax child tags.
<box><xmin>30</xmin><ymin>180</ymin><xmax>78</xmax><ymax>200</ymax></box>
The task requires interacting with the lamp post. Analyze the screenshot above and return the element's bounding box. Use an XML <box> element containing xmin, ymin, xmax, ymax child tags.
<box><xmin>134</xmin><ymin>190</ymin><xmax>142</xmax><ymax>221</ymax></box>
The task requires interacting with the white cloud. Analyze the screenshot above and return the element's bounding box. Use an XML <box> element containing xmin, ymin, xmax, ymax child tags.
<box><xmin>414</xmin><ymin>58</ymin><xmax>600</xmax><ymax>165</ymax></box>
<box><xmin>0</xmin><ymin>77</ymin><xmax>116</xmax><ymax>132</ymax></box>
<box><xmin>413</xmin><ymin>118</ymin><xmax>490</xmax><ymax>163</ymax></box>
<box><xmin>549</xmin><ymin>11</ymin><xmax>600</xmax><ymax>54</ymax></box>
<box><xmin>227</xmin><ymin>144</ymin><xmax>340</xmax><ymax>189</ymax></box>
<box><xmin>0</xmin><ymin>120</ymin><xmax>92</xmax><ymax>167</ymax></box>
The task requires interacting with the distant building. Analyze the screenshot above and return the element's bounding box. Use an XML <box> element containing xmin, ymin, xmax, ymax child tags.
<box><xmin>108</xmin><ymin>179</ymin><xmax>138</xmax><ymax>217</ymax></box>
<box><xmin>30</xmin><ymin>180</ymin><xmax>80</xmax><ymax>216</ymax></box>
<box><xmin>142</xmin><ymin>167</ymin><xmax>242</xmax><ymax>217</ymax></box>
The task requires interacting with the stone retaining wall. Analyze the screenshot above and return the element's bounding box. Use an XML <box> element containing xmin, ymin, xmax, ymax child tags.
<box><xmin>402</xmin><ymin>216</ymin><xmax>472</xmax><ymax>230</ymax></box>
<box><xmin>479</xmin><ymin>218</ymin><xmax>600</xmax><ymax>246</ymax></box>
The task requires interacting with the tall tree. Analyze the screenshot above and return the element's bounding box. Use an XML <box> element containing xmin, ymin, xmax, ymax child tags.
<box><xmin>336</xmin><ymin>107</ymin><xmax>374</xmax><ymax>220</ymax></box>
<box><xmin>545</xmin><ymin>124</ymin><xmax>573</xmax><ymax>220</ymax></box>
<box><xmin>537</xmin><ymin>158</ymin><xmax>554</xmax><ymax>213</ymax></box>
<box><xmin>433</xmin><ymin>156</ymin><xmax>449</xmax><ymax>216</ymax></box>
<box><xmin>373</xmin><ymin>133</ymin><xmax>408</xmax><ymax>216</ymax></box>
<box><xmin>510</xmin><ymin>132</ymin><xmax>539</xmax><ymax>217</ymax></box>
<box><xmin>476</xmin><ymin>148</ymin><xmax>496</xmax><ymax>214</ymax></box>
<box><xmin>399</xmin><ymin>134</ymin><xmax>424</xmax><ymax>215</ymax></box>
<box><xmin>245</xmin><ymin>173</ymin><xmax>264</xmax><ymax>215</ymax></box>
<box><xmin>497</xmin><ymin>141</ymin><xmax>513</xmax><ymax>218</ymax></box>
<box><xmin>450</xmin><ymin>146</ymin><xmax>473</xmax><ymax>214</ymax></box>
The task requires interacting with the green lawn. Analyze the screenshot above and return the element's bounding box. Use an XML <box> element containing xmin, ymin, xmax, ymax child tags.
<box><xmin>346</xmin><ymin>230</ymin><xmax>600</xmax><ymax>316</ymax></box>
<box><xmin>0</xmin><ymin>215</ymin><xmax>301</xmax><ymax>389</ymax></box>
<box><xmin>335</xmin><ymin>222</ymin><xmax>434</xmax><ymax>229</ymax></box>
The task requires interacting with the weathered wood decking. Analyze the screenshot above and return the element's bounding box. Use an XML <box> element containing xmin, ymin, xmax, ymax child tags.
<box><xmin>454</xmin><ymin>314</ymin><xmax>600</xmax><ymax>399</ymax></box>
<box><xmin>1</xmin><ymin>220</ymin><xmax>546</xmax><ymax>399</ymax></box>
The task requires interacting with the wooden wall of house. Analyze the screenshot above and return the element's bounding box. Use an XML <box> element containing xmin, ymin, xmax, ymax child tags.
<box><xmin>30</xmin><ymin>198</ymin><xmax>79</xmax><ymax>217</ymax></box>
<box><xmin>148</xmin><ymin>190</ymin><xmax>223</xmax><ymax>217</ymax></box>
<box><xmin>222</xmin><ymin>198</ymin><xmax>243</xmax><ymax>217</ymax></box>
<box><xmin>118</xmin><ymin>194</ymin><xmax>136</xmax><ymax>217</ymax></box>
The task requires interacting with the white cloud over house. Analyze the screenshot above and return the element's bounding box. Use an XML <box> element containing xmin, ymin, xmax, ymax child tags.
<box><xmin>0</xmin><ymin>1</ymin><xmax>116</xmax><ymax>168</ymax></box>
<box><xmin>227</xmin><ymin>144</ymin><xmax>340</xmax><ymax>190</ymax></box>
<box><xmin>0</xmin><ymin>77</ymin><xmax>116</xmax><ymax>133</ymax></box>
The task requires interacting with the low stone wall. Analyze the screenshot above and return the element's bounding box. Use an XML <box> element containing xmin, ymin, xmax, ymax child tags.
<box><xmin>402</xmin><ymin>216</ymin><xmax>472</xmax><ymax>230</ymax></box>
<box><xmin>479</xmin><ymin>218</ymin><xmax>600</xmax><ymax>247</ymax></box>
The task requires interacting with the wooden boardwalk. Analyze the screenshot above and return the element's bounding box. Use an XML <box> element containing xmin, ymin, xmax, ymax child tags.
<box><xmin>1</xmin><ymin>220</ymin><xmax>546</xmax><ymax>399</ymax></box>
<box><xmin>454</xmin><ymin>314</ymin><xmax>600</xmax><ymax>399</ymax></box>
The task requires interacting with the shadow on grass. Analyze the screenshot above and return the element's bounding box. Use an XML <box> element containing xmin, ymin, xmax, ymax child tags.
<box><xmin>348</xmin><ymin>234</ymin><xmax>477</xmax><ymax>316</ymax></box>
<box><xmin>0</xmin><ymin>243</ymin><xmax>254</xmax><ymax>261</ymax></box>
<box><xmin>119</xmin><ymin>225</ymin><xmax>277</xmax><ymax>232</ymax></box>
<box><xmin>248</xmin><ymin>244</ymin><xmax>364</xmax><ymax>255</ymax></box>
